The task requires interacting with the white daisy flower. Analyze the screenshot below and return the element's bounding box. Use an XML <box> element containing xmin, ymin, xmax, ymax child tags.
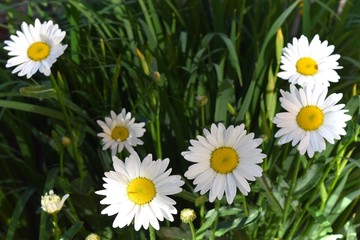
<box><xmin>97</xmin><ymin>109</ymin><xmax>146</xmax><ymax>155</ymax></box>
<box><xmin>273</xmin><ymin>84</ymin><xmax>352</xmax><ymax>158</ymax></box>
<box><xmin>4</xmin><ymin>18</ymin><xmax>68</xmax><ymax>79</ymax></box>
<box><xmin>182</xmin><ymin>123</ymin><xmax>266</xmax><ymax>204</ymax></box>
<box><xmin>96</xmin><ymin>152</ymin><xmax>184</xmax><ymax>231</ymax></box>
<box><xmin>277</xmin><ymin>34</ymin><xmax>342</xmax><ymax>88</ymax></box>
<box><xmin>41</xmin><ymin>190</ymin><xmax>69</xmax><ymax>214</ymax></box>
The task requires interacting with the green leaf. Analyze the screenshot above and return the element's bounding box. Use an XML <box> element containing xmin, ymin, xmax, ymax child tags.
<box><xmin>217</xmin><ymin>33</ymin><xmax>243</xmax><ymax>86</ymax></box>
<box><xmin>302</xmin><ymin>0</ymin><xmax>311</xmax><ymax>36</ymax></box>
<box><xmin>62</xmin><ymin>221</ymin><xmax>83</xmax><ymax>240</ymax></box>
<box><xmin>257</xmin><ymin>175</ymin><xmax>284</xmax><ymax>213</ymax></box>
<box><xmin>157</xmin><ymin>227</ymin><xmax>190</xmax><ymax>240</ymax></box>
<box><xmin>0</xmin><ymin>100</ymin><xmax>64</xmax><ymax>120</ymax></box>
<box><xmin>294</xmin><ymin>160</ymin><xmax>324</xmax><ymax>196</ymax></box>
<box><xmin>214</xmin><ymin>79</ymin><xmax>234</xmax><ymax>124</ymax></box>
<box><xmin>70</xmin><ymin>175</ymin><xmax>94</xmax><ymax>194</ymax></box>
<box><xmin>324</xmin><ymin>170</ymin><xmax>350</xmax><ymax>218</ymax></box>
<box><xmin>243</xmin><ymin>208</ymin><xmax>262</xmax><ymax>226</ymax></box>
<box><xmin>19</xmin><ymin>84</ymin><xmax>56</xmax><ymax>99</ymax></box>
<box><xmin>215</xmin><ymin>218</ymin><xmax>244</xmax><ymax>237</ymax></box>
<box><xmin>196</xmin><ymin>209</ymin><xmax>217</xmax><ymax>240</ymax></box>
<box><xmin>6</xmin><ymin>189</ymin><xmax>36</xmax><ymax>240</ymax></box>
<box><xmin>217</xmin><ymin>206</ymin><xmax>243</xmax><ymax>217</ymax></box>
<box><xmin>236</xmin><ymin>0</ymin><xmax>300</xmax><ymax>121</ymax></box>
<box><xmin>327</xmin><ymin>188</ymin><xmax>360</xmax><ymax>225</ymax></box>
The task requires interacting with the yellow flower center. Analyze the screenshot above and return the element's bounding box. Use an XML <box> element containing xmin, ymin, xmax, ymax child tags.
<box><xmin>296</xmin><ymin>57</ymin><xmax>318</xmax><ymax>76</ymax></box>
<box><xmin>296</xmin><ymin>106</ymin><xmax>324</xmax><ymax>131</ymax></box>
<box><xmin>27</xmin><ymin>42</ymin><xmax>51</xmax><ymax>61</ymax></box>
<box><xmin>127</xmin><ymin>177</ymin><xmax>156</xmax><ymax>205</ymax></box>
<box><xmin>210</xmin><ymin>147</ymin><xmax>239</xmax><ymax>174</ymax></box>
<box><xmin>111</xmin><ymin>126</ymin><xmax>129</xmax><ymax>141</ymax></box>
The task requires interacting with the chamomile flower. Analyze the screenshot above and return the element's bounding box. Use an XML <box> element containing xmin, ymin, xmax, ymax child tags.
<box><xmin>41</xmin><ymin>190</ymin><xmax>69</xmax><ymax>214</ymax></box>
<box><xmin>182</xmin><ymin>123</ymin><xmax>266</xmax><ymax>204</ymax></box>
<box><xmin>277</xmin><ymin>34</ymin><xmax>342</xmax><ymax>88</ymax></box>
<box><xmin>273</xmin><ymin>84</ymin><xmax>351</xmax><ymax>158</ymax></box>
<box><xmin>96</xmin><ymin>152</ymin><xmax>184</xmax><ymax>231</ymax></box>
<box><xmin>97</xmin><ymin>109</ymin><xmax>146</xmax><ymax>155</ymax></box>
<box><xmin>4</xmin><ymin>19</ymin><xmax>68</xmax><ymax>79</ymax></box>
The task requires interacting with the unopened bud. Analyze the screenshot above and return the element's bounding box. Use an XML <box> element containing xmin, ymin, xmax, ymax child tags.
<box><xmin>61</xmin><ymin>136</ymin><xmax>71</xmax><ymax>146</ymax></box>
<box><xmin>41</xmin><ymin>190</ymin><xmax>69</xmax><ymax>214</ymax></box>
<box><xmin>85</xmin><ymin>233</ymin><xmax>101</xmax><ymax>240</ymax></box>
<box><xmin>180</xmin><ymin>208</ymin><xmax>196</xmax><ymax>223</ymax></box>
<box><xmin>195</xmin><ymin>95</ymin><xmax>208</xmax><ymax>107</ymax></box>
<box><xmin>152</xmin><ymin>71</ymin><xmax>161</xmax><ymax>82</ymax></box>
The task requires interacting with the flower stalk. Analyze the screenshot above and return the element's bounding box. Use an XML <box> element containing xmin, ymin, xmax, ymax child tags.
<box><xmin>50</xmin><ymin>73</ymin><xmax>85</xmax><ymax>177</ymax></box>
<box><xmin>279</xmin><ymin>153</ymin><xmax>301</xmax><ymax>237</ymax></box>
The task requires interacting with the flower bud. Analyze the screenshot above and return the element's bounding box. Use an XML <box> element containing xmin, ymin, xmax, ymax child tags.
<box><xmin>180</xmin><ymin>208</ymin><xmax>197</xmax><ymax>223</ymax></box>
<box><xmin>41</xmin><ymin>190</ymin><xmax>69</xmax><ymax>214</ymax></box>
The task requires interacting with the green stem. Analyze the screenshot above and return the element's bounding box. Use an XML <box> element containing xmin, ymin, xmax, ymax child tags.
<box><xmin>52</xmin><ymin>213</ymin><xmax>60</xmax><ymax>240</ymax></box>
<box><xmin>189</xmin><ymin>221</ymin><xmax>196</xmax><ymax>240</ymax></box>
<box><xmin>155</xmin><ymin>101</ymin><xmax>162</xmax><ymax>159</ymax></box>
<box><xmin>50</xmin><ymin>73</ymin><xmax>85</xmax><ymax>177</ymax></box>
<box><xmin>210</xmin><ymin>200</ymin><xmax>220</xmax><ymax>240</ymax></box>
<box><xmin>320</xmin><ymin>147</ymin><xmax>353</xmax><ymax>210</ymax></box>
<box><xmin>322</xmin><ymin>157</ymin><xmax>349</xmax><ymax>209</ymax></box>
<box><xmin>286</xmin><ymin>138</ymin><xmax>355</xmax><ymax>239</ymax></box>
<box><xmin>200</xmin><ymin>104</ymin><xmax>205</xmax><ymax>129</ymax></box>
<box><xmin>65</xmin><ymin>199</ymin><xmax>86</xmax><ymax>235</ymax></box>
<box><xmin>279</xmin><ymin>153</ymin><xmax>301</xmax><ymax>237</ymax></box>
<box><xmin>258</xmin><ymin>175</ymin><xmax>283</xmax><ymax>212</ymax></box>
<box><xmin>59</xmin><ymin>147</ymin><xmax>64</xmax><ymax>178</ymax></box>
<box><xmin>242</xmin><ymin>194</ymin><xmax>249</xmax><ymax>217</ymax></box>
<box><xmin>130</xmin><ymin>226</ymin><xmax>135</xmax><ymax>240</ymax></box>
<box><xmin>200</xmin><ymin>203</ymin><xmax>205</xmax><ymax>225</ymax></box>
<box><xmin>149</xmin><ymin>225</ymin><xmax>156</xmax><ymax>240</ymax></box>
<box><xmin>281</xmin><ymin>144</ymin><xmax>290</xmax><ymax>167</ymax></box>
<box><xmin>242</xmin><ymin>194</ymin><xmax>253</xmax><ymax>240</ymax></box>
<box><xmin>149</xmin><ymin>119</ymin><xmax>157</xmax><ymax>152</ymax></box>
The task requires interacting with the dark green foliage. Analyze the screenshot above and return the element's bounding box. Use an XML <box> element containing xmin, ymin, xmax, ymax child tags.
<box><xmin>0</xmin><ymin>0</ymin><xmax>359</xmax><ymax>239</ymax></box>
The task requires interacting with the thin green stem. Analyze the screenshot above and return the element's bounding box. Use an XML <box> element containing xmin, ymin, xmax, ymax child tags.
<box><xmin>50</xmin><ymin>74</ymin><xmax>72</xmax><ymax>141</ymax></box>
<box><xmin>52</xmin><ymin>213</ymin><xmax>60</xmax><ymax>240</ymax></box>
<box><xmin>200</xmin><ymin>203</ymin><xmax>205</xmax><ymax>225</ymax></box>
<box><xmin>279</xmin><ymin>153</ymin><xmax>301</xmax><ymax>238</ymax></box>
<box><xmin>149</xmin><ymin>225</ymin><xmax>156</xmax><ymax>240</ymax></box>
<box><xmin>189</xmin><ymin>221</ymin><xmax>196</xmax><ymax>240</ymax></box>
<box><xmin>59</xmin><ymin>147</ymin><xmax>64</xmax><ymax>178</ymax></box>
<box><xmin>258</xmin><ymin>175</ymin><xmax>283</xmax><ymax>211</ymax></box>
<box><xmin>130</xmin><ymin>226</ymin><xmax>135</xmax><ymax>240</ymax></box>
<box><xmin>320</xmin><ymin>147</ymin><xmax>353</xmax><ymax>210</ymax></box>
<box><xmin>210</xmin><ymin>200</ymin><xmax>220</xmax><ymax>240</ymax></box>
<box><xmin>281</xmin><ymin>144</ymin><xmax>290</xmax><ymax>166</ymax></box>
<box><xmin>155</xmin><ymin>101</ymin><xmax>162</xmax><ymax>159</ymax></box>
<box><xmin>149</xmin><ymin>119</ymin><xmax>157</xmax><ymax>152</ymax></box>
<box><xmin>242</xmin><ymin>194</ymin><xmax>249</xmax><ymax>217</ymax></box>
<box><xmin>200</xmin><ymin>104</ymin><xmax>205</xmax><ymax>129</ymax></box>
<box><xmin>321</xmin><ymin>162</ymin><xmax>346</xmax><ymax>210</ymax></box>
<box><xmin>242</xmin><ymin>194</ymin><xmax>253</xmax><ymax>240</ymax></box>
<box><xmin>50</xmin><ymin>73</ymin><xmax>85</xmax><ymax>177</ymax></box>
<box><xmin>286</xmin><ymin>141</ymin><xmax>352</xmax><ymax>239</ymax></box>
